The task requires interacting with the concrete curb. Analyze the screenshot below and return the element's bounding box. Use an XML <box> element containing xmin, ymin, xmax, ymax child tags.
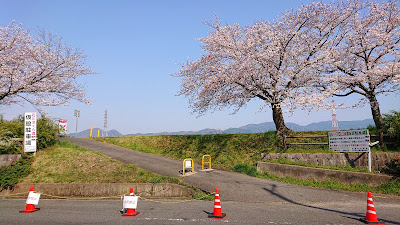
<box><xmin>0</xmin><ymin>183</ymin><xmax>193</xmax><ymax>199</ymax></box>
<box><xmin>257</xmin><ymin>162</ymin><xmax>394</xmax><ymax>185</ymax></box>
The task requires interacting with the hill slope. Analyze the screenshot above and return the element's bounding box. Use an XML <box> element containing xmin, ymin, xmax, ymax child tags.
<box><xmin>68</xmin><ymin>119</ymin><xmax>375</xmax><ymax>137</ymax></box>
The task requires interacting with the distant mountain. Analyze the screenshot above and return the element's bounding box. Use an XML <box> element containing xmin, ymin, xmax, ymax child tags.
<box><xmin>66</xmin><ymin>119</ymin><xmax>374</xmax><ymax>137</ymax></box>
<box><xmin>125</xmin><ymin>119</ymin><xmax>375</xmax><ymax>136</ymax></box>
<box><xmin>67</xmin><ymin>128</ymin><xmax>122</xmax><ymax>137</ymax></box>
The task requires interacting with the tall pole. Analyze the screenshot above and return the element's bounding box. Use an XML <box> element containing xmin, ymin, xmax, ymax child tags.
<box><xmin>74</xmin><ymin>110</ymin><xmax>80</xmax><ymax>137</ymax></box>
<box><xmin>103</xmin><ymin>109</ymin><xmax>108</xmax><ymax>137</ymax></box>
<box><xmin>331</xmin><ymin>100</ymin><xmax>339</xmax><ymax>131</ymax></box>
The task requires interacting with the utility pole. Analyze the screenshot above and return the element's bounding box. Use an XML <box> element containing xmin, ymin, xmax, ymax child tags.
<box><xmin>74</xmin><ymin>110</ymin><xmax>80</xmax><ymax>137</ymax></box>
<box><xmin>103</xmin><ymin>109</ymin><xmax>108</xmax><ymax>137</ymax></box>
<box><xmin>331</xmin><ymin>100</ymin><xmax>339</xmax><ymax>131</ymax></box>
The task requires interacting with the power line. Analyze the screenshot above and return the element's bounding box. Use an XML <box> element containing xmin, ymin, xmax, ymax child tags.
<box><xmin>103</xmin><ymin>109</ymin><xmax>108</xmax><ymax>137</ymax></box>
<box><xmin>332</xmin><ymin>100</ymin><xmax>339</xmax><ymax>131</ymax></box>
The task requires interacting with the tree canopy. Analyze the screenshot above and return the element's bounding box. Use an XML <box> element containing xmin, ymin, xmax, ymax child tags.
<box><xmin>174</xmin><ymin>1</ymin><xmax>360</xmax><ymax>135</ymax></box>
<box><xmin>0</xmin><ymin>22</ymin><xmax>93</xmax><ymax>107</ymax></box>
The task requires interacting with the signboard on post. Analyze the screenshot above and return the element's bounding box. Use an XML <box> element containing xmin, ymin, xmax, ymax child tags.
<box><xmin>59</xmin><ymin>119</ymin><xmax>67</xmax><ymax>137</ymax></box>
<box><xmin>24</xmin><ymin>112</ymin><xmax>37</xmax><ymax>153</ymax></box>
<box><xmin>123</xmin><ymin>196</ymin><xmax>138</xmax><ymax>209</ymax></box>
<box><xmin>328</xmin><ymin>129</ymin><xmax>370</xmax><ymax>152</ymax></box>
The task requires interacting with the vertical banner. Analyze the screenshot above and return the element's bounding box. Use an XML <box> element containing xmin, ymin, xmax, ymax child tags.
<box><xmin>24</xmin><ymin>112</ymin><xmax>37</xmax><ymax>153</ymax></box>
<box><xmin>59</xmin><ymin>119</ymin><xmax>67</xmax><ymax>137</ymax></box>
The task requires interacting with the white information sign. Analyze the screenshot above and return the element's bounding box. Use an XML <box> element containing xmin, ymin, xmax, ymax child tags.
<box><xmin>26</xmin><ymin>192</ymin><xmax>41</xmax><ymax>205</ymax></box>
<box><xmin>185</xmin><ymin>160</ymin><xmax>192</xmax><ymax>167</ymax></box>
<box><xmin>24</xmin><ymin>112</ymin><xmax>37</xmax><ymax>153</ymax></box>
<box><xmin>123</xmin><ymin>196</ymin><xmax>138</xmax><ymax>209</ymax></box>
<box><xmin>328</xmin><ymin>129</ymin><xmax>370</xmax><ymax>152</ymax></box>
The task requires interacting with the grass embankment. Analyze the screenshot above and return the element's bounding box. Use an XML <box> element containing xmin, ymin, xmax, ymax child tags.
<box><xmin>97</xmin><ymin>132</ymin><xmax>281</xmax><ymax>170</ymax></box>
<box><xmin>96</xmin><ymin>132</ymin><xmax>400</xmax><ymax>196</ymax></box>
<box><xmin>23</xmin><ymin>141</ymin><xmax>180</xmax><ymax>184</ymax></box>
<box><xmin>21</xmin><ymin>141</ymin><xmax>212</xmax><ymax>199</ymax></box>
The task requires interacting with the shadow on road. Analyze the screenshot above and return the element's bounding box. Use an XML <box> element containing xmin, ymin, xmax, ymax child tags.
<box><xmin>263</xmin><ymin>184</ymin><xmax>398</xmax><ymax>225</ymax></box>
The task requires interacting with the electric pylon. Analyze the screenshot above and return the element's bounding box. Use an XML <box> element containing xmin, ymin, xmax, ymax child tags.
<box><xmin>331</xmin><ymin>100</ymin><xmax>339</xmax><ymax>131</ymax></box>
<box><xmin>103</xmin><ymin>109</ymin><xmax>108</xmax><ymax>137</ymax></box>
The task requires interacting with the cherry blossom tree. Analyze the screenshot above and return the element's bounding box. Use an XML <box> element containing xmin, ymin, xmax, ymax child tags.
<box><xmin>322</xmin><ymin>0</ymin><xmax>400</xmax><ymax>130</ymax></box>
<box><xmin>0</xmin><ymin>22</ymin><xmax>92</xmax><ymax>108</ymax></box>
<box><xmin>174</xmin><ymin>2</ymin><xmax>358</xmax><ymax>136</ymax></box>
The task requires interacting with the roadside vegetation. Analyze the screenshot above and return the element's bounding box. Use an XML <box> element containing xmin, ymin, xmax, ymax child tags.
<box><xmin>1</xmin><ymin>111</ymin><xmax>399</xmax><ymax>196</ymax></box>
<box><xmin>22</xmin><ymin>141</ymin><xmax>180</xmax><ymax>184</ymax></box>
<box><xmin>233</xmin><ymin>163</ymin><xmax>400</xmax><ymax>196</ymax></box>
<box><xmin>97</xmin><ymin>134</ymin><xmax>399</xmax><ymax>196</ymax></box>
<box><xmin>95</xmin><ymin>110</ymin><xmax>400</xmax><ymax>196</ymax></box>
<box><xmin>0</xmin><ymin>114</ymin><xmax>58</xmax><ymax>190</ymax></box>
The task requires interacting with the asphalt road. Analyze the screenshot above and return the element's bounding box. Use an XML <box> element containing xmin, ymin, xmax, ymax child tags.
<box><xmin>2</xmin><ymin>198</ymin><xmax>400</xmax><ymax>225</ymax></box>
<box><xmin>2</xmin><ymin>137</ymin><xmax>398</xmax><ymax>225</ymax></box>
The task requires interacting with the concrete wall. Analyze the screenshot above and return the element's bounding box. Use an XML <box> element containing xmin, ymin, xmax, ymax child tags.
<box><xmin>0</xmin><ymin>183</ymin><xmax>193</xmax><ymax>199</ymax></box>
<box><xmin>261</xmin><ymin>152</ymin><xmax>399</xmax><ymax>170</ymax></box>
<box><xmin>0</xmin><ymin>154</ymin><xmax>21</xmax><ymax>167</ymax></box>
<box><xmin>257</xmin><ymin>162</ymin><xmax>394</xmax><ymax>185</ymax></box>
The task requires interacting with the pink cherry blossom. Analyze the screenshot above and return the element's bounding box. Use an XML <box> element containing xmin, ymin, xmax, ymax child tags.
<box><xmin>0</xmin><ymin>22</ymin><xmax>93</xmax><ymax>108</ymax></box>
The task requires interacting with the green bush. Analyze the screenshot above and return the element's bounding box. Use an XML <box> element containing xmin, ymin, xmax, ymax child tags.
<box><xmin>381</xmin><ymin>154</ymin><xmax>400</xmax><ymax>177</ymax></box>
<box><xmin>0</xmin><ymin>114</ymin><xmax>58</xmax><ymax>153</ymax></box>
<box><xmin>36</xmin><ymin>116</ymin><xmax>58</xmax><ymax>149</ymax></box>
<box><xmin>383</xmin><ymin>110</ymin><xmax>400</xmax><ymax>145</ymax></box>
<box><xmin>233</xmin><ymin>163</ymin><xmax>258</xmax><ymax>177</ymax></box>
<box><xmin>0</xmin><ymin>115</ymin><xmax>24</xmax><ymax>154</ymax></box>
<box><xmin>0</xmin><ymin>154</ymin><xmax>33</xmax><ymax>190</ymax></box>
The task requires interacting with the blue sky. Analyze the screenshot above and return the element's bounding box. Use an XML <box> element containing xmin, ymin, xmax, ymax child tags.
<box><xmin>1</xmin><ymin>0</ymin><xmax>399</xmax><ymax>134</ymax></box>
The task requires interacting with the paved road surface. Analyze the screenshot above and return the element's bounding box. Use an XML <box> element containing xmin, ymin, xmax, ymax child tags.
<box><xmin>1</xmin><ymin>198</ymin><xmax>399</xmax><ymax>225</ymax></box>
<box><xmin>2</xmin><ymin>137</ymin><xmax>398</xmax><ymax>224</ymax></box>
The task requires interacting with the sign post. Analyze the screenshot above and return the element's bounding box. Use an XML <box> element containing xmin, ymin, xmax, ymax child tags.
<box><xmin>182</xmin><ymin>158</ymin><xmax>194</xmax><ymax>176</ymax></box>
<box><xmin>24</xmin><ymin>112</ymin><xmax>37</xmax><ymax>154</ymax></box>
<box><xmin>58</xmin><ymin>119</ymin><xmax>67</xmax><ymax>137</ymax></box>
<box><xmin>329</xmin><ymin>129</ymin><xmax>373</xmax><ymax>172</ymax></box>
<box><xmin>74</xmin><ymin>110</ymin><xmax>80</xmax><ymax>137</ymax></box>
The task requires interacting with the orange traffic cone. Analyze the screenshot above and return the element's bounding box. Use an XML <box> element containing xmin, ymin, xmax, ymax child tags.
<box><xmin>121</xmin><ymin>188</ymin><xmax>140</xmax><ymax>217</ymax></box>
<box><xmin>208</xmin><ymin>188</ymin><xmax>226</xmax><ymax>219</ymax></box>
<box><xmin>19</xmin><ymin>186</ymin><xmax>40</xmax><ymax>213</ymax></box>
<box><xmin>360</xmin><ymin>192</ymin><xmax>384</xmax><ymax>224</ymax></box>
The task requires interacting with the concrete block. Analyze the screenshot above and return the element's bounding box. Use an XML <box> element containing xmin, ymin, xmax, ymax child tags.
<box><xmin>257</xmin><ymin>162</ymin><xmax>393</xmax><ymax>185</ymax></box>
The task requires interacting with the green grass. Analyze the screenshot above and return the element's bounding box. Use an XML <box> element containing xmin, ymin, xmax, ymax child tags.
<box><xmin>265</xmin><ymin>157</ymin><xmax>374</xmax><ymax>173</ymax></box>
<box><xmin>96</xmin><ymin>132</ymin><xmax>281</xmax><ymax>170</ymax></box>
<box><xmin>233</xmin><ymin>163</ymin><xmax>400</xmax><ymax>196</ymax></box>
<box><xmin>0</xmin><ymin>154</ymin><xmax>33</xmax><ymax>190</ymax></box>
<box><xmin>96</xmin><ymin>132</ymin><xmax>398</xmax><ymax>171</ymax></box>
<box><xmin>22</xmin><ymin>141</ymin><xmax>181</xmax><ymax>184</ymax></box>
<box><xmin>14</xmin><ymin>141</ymin><xmax>212</xmax><ymax>200</ymax></box>
<box><xmin>95</xmin><ymin>133</ymin><xmax>399</xmax><ymax>196</ymax></box>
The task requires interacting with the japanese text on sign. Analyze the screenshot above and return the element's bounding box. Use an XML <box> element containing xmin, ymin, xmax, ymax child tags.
<box><xmin>123</xmin><ymin>196</ymin><xmax>138</xmax><ymax>209</ymax></box>
<box><xmin>24</xmin><ymin>112</ymin><xmax>37</xmax><ymax>153</ymax></box>
<box><xmin>328</xmin><ymin>129</ymin><xmax>370</xmax><ymax>152</ymax></box>
<box><xmin>59</xmin><ymin>119</ymin><xmax>67</xmax><ymax>136</ymax></box>
<box><xmin>26</xmin><ymin>192</ymin><xmax>41</xmax><ymax>205</ymax></box>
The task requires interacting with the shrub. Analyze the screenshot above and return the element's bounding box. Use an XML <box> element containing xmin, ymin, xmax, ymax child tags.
<box><xmin>0</xmin><ymin>154</ymin><xmax>33</xmax><ymax>190</ymax></box>
<box><xmin>36</xmin><ymin>116</ymin><xmax>58</xmax><ymax>149</ymax></box>
<box><xmin>381</xmin><ymin>154</ymin><xmax>400</xmax><ymax>177</ymax></box>
<box><xmin>0</xmin><ymin>115</ymin><xmax>24</xmax><ymax>154</ymax></box>
<box><xmin>0</xmin><ymin>114</ymin><xmax>58</xmax><ymax>153</ymax></box>
<box><xmin>383</xmin><ymin>110</ymin><xmax>400</xmax><ymax>145</ymax></box>
<box><xmin>233</xmin><ymin>163</ymin><xmax>258</xmax><ymax>177</ymax></box>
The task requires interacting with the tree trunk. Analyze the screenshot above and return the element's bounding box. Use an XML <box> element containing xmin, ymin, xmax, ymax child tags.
<box><xmin>271</xmin><ymin>103</ymin><xmax>293</xmax><ymax>136</ymax></box>
<box><xmin>367</xmin><ymin>93</ymin><xmax>385</xmax><ymax>130</ymax></box>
